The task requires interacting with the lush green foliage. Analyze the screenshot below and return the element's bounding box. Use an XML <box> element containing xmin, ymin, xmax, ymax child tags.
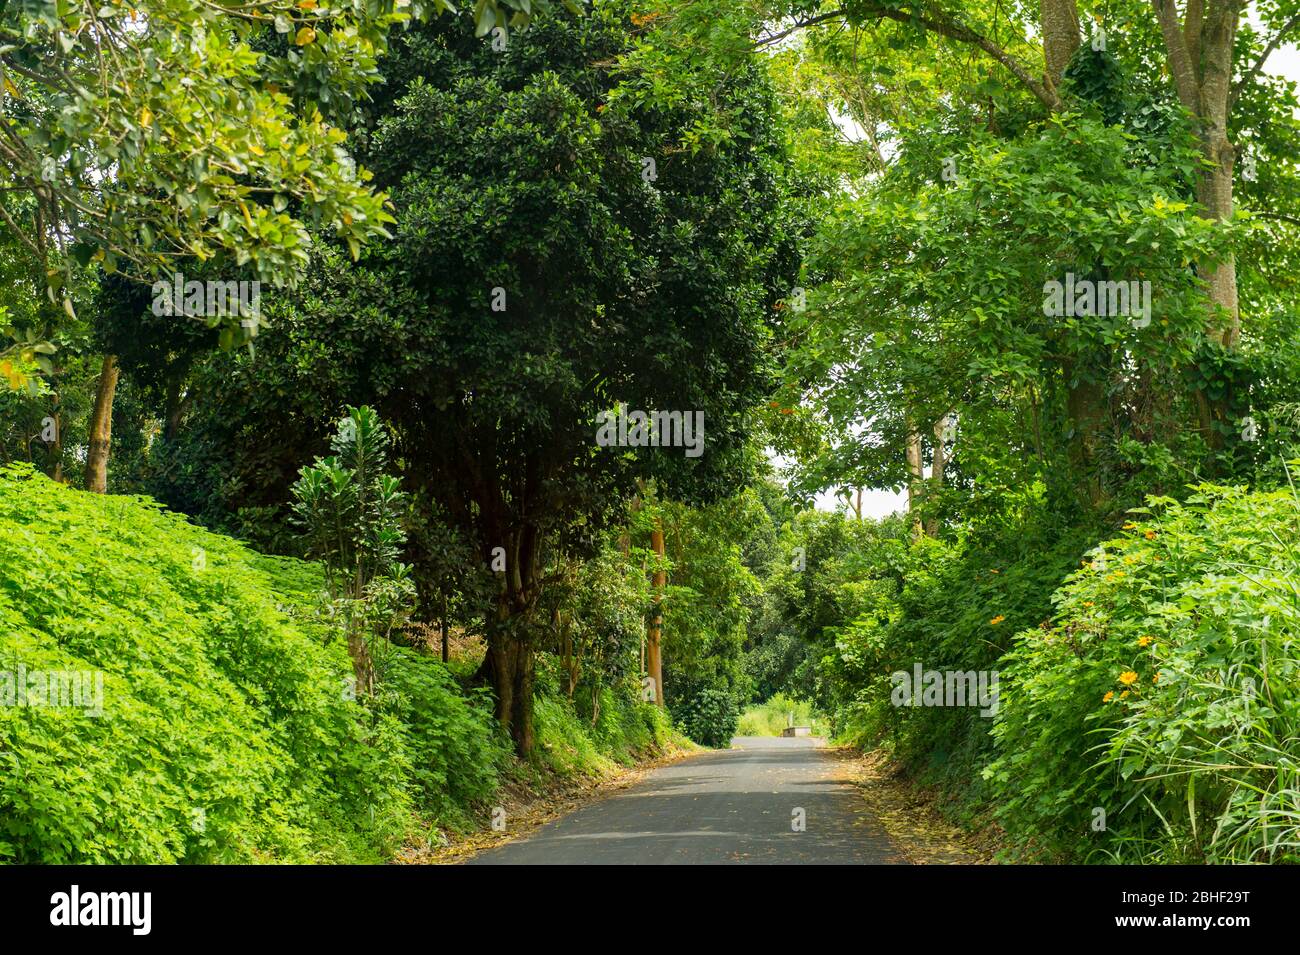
<box><xmin>0</xmin><ymin>464</ymin><xmax>486</xmax><ymax>861</ymax></box>
<box><xmin>736</xmin><ymin>693</ymin><xmax>830</xmax><ymax>737</ymax></box>
<box><xmin>0</xmin><ymin>464</ymin><xmax>692</xmax><ymax>860</ymax></box>
<box><xmin>534</xmin><ymin>690</ymin><xmax>679</xmax><ymax>776</ymax></box>
<box><xmin>0</xmin><ymin>0</ymin><xmax>415</xmax><ymax>326</ymax></box>
<box><xmin>120</xmin><ymin>8</ymin><xmax>806</xmax><ymax>753</ymax></box>
<box><xmin>989</xmin><ymin>483</ymin><xmax>1300</xmax><ymax>862</ymax></box>
<box><xmin>673</xmin><ymin>687</ymin><xmax>739</xmax><ymax>749</ymax></box>
<box><xmin>7</xmin><ymin>0</ymin><xmax>1300</xmax><ymax>868</ymax></box>
<box><xmin>378</xmin><ymin>653</ymin><xmax>510</xmax><ymax>827</ymax></box>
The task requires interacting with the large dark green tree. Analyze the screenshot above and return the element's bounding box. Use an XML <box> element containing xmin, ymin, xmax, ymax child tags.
<box><xmin>161</xmin><ymin>7</ymin><xmax>804</xmax><ymax>754</ymax></box>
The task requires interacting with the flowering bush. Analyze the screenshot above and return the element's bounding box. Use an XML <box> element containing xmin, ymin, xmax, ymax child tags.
<box><xmin>987</xmin><ymin>481</ymin><xmax>1300</xmax><ymax>862</ymax></box>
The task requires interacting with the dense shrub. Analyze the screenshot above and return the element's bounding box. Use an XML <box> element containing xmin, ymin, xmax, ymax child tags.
<box><xmin>826</xmin><ymin>523</ymin><xmax>1091</xmax><ymax>794</ymax></box>
<box><xmin>987</xmin><ymin>483</ymin><xmax>1300</xmax><ymax>862</ymax></box>
<box><xmin>0</xmin><ymin>465</ymin><xmax>499</xmax><ymax>861</ymax></box>
<box><xmin>533</xmin><ymin>691</ymin><xmax>679</xmax><ymax>777</ymax></box>
<box><xmin>674</xmin><ymin>687</ymin><xmax>740</xmax><ymax>748</ymax></box>
<box><xmin>380</xmin><ymin>651</ymin><xmax>510</xmax><ymax>830</ymax></box>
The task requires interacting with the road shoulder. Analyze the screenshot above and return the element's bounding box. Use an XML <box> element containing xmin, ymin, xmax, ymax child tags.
<box><xmin>397</xmin><ymin>743</ymin><xmax>705</xmax><ymax>865</ymax></box>
<box><xmin>832</xmin><ymin>747</ymin><xmax>997</xmax><ymax>864</ymax></box>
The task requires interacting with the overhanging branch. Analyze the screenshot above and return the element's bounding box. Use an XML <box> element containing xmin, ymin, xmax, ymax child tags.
<box><xmin>1231</xmin><ymin>12</ymin><xmax>1300</xmax><ymax>107</ymax></box>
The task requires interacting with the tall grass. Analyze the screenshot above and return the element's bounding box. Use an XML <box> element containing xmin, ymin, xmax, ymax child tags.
<box><xmin>737</xmin><ymin>693</ymin><xmax>831</xmax><ymax>737</ymax></box>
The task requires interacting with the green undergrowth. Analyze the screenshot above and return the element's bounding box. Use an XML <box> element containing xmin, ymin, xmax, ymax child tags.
<box><xmin>737</xmin><ymin>693</ymin><xmax>831</xmax><ymax>737</ymax></box>
<box><xmin>532</xmin><ymin>690</ymin><xmax>688</xmax><ymax>780</ymax></box>
<box><xmin>0</xmin><ymin>465</ymin><xmax>677</xmax><ymax>862</ymax></box>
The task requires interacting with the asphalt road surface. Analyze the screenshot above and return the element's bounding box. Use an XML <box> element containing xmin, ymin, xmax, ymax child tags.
<box><xmin>469</xmin><ymin>736</ymin><xmax>907</xmax><ymax>865</ymax></box>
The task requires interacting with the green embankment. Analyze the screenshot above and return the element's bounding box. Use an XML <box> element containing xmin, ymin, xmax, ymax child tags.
<box><xmin>0</xmin><ymin>464</ymin><xmax>677</xmax><ymax>863</ymax></box>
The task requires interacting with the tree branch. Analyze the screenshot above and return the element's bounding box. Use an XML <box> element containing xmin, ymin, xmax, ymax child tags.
<box><xmin>1151</xmin><ymin>0</ymin><xmax>1203</xmax><ymax>113</ymax></box>
<box><xmin>753</xmin><ymin>10</ymin><xmax>847</xmax><ymax>48</ymax></box>
<box><xmin>1230</xmin><ymin>11</ymin><xmax>1300</xmax><ymax>107</ymax></box>
<box><xmin>748</xmin><ymin>4</ymin><xmax>1060</xmax><ymax>111</ymax></box>
<box><xmin>1256</xmin><ymin>210</ymin><xmax>1300</xmax><ymax>227</ymax></box>
<box><xmin>859</xmin><ymin>3</ymin><xmax>1062</xmax><ymax>112</ymax></box>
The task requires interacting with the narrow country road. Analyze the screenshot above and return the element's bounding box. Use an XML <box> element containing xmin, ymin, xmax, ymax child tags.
<box><xmin>469</xmin><ymin>737</ymin><xmax>907</xmax><ymax>865</ymax></box>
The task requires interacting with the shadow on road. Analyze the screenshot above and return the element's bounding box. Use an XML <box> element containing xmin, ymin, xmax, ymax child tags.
<box><xmin>470</xmin><ymin>736</ymin><xmax>907</xmax><ymax>865</ymax></box>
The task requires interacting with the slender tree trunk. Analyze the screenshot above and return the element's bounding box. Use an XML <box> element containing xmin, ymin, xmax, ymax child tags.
<box><xmin>346</xmin><ymin>624</ymin><xmax>375</xmax><ymax>697</ymax></box>
<box><xmin>51</xmin><ymin>404</ymin><xmax>64</xmax><ymax>483</ymax></box>
<box><xmin>84</xmin><ymin>355</ymin><xmax>119</xmax><ymax>493</ymax></box>
<box><xmin>348</xmin><ymin>565</ymin><xmax>376</xmax><ymax>696</ymax></box>
<box><xmin>905</xmin><ymin>420</ymin><xmax>924</xmax><ymax>539</ymax></box>
<box><xmin>925</xmin><ymin>415</ymin><xmax>950</xmax><ymax>537</ymax></box>
<box><xmin>440</xmin><ymin>593</ymin><xmax>449</xmax><ymax>664</ymax></box>
<box><xmin>1192</xmin><ymin>3</ymin><xmax>1240</xmax><ymax>449</ymax></box>
<box><xmin>1152</xmin><ymin>0</ymin><xmax>1241</xmax><ymax>444</ymax></box>
<box><xmin>647</xmin><ymin>519</ymin><xmax>666</xmax><ymax>706</ymax></box>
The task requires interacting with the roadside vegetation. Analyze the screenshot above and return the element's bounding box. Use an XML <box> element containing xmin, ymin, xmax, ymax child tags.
<box><xmin>4</xmin><ymin>0</ymin><xmax>1300</xmax><ymax>865</ymax></box>
<box><xmin>0</xmin><ymin>463</ymin><xmax>684</xmax><ymax>862</ymax></box>
<box><xmin>737</xmin><ymin>695</ymin><xmax>831</xmax><ymax>738</ymax></box>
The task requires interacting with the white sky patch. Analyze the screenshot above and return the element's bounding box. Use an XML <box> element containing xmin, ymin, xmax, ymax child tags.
<box><xmin>829</xmin><ymin>102</ymin><xmax>868</xmax><ymax>143</ymax></box>
<box><xmin>1250</xmin><ymin>8</ymin><xmax>1300</xmax><ymax>90</ymax></box>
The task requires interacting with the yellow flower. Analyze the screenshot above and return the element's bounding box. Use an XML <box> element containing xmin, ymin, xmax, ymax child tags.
<box><xmin>1153</xmin><ymin>673</ymin><xmax>1160</xmax><ymax>683</ymax></box>
<box><xmin>1138</xmin><ymin>635</ymin><xmax>1153</xmax><ymax>647</ymax></box>
<box><xmin>1144</xmin><ymin>529</ymin><xmax>1157</xmax><ymax>540</ymax></box>
<box><xmin>0</xmin><ymin>359</ymin><xmax>26</xmax><ymax>391</ymax></box>
<box><xmin>989</xmin><ymin>615</ymin><xmax>1005</xmax><ymax>626</ymax></box>
<box><xmin>1118</xmin><ymin>670</ymin><xmax>1138</xmax><ymax>686</ymax></box>
<box><xmin>1120</xmin><ymin>690</ymin><xmax>1131</xmax><ymax>699</ymax></box>
<box><xmin>1123</xmin><ymin>521</ymin><xmax>1137</xmax><ymax>530</ymax></box>
<box><xmin>1103</xmin><ymin>691</ymin><xmax>1114</xmax><ymax>703</ymax></box>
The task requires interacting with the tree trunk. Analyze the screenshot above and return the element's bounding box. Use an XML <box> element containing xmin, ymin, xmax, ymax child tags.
<box><xmin>647</xmin><ymin>519</ymin><xmax>666</xmax><ymax>706</ymax></box>
<box><xmin>439</xmin><ymin>597</ymin><xmax>449</xmax><ymax>664</ymax></box>
<box><xmin>1192</xmin><ymin>3</ymin><xmax>1240</xmax><ymax>448</ymax></box>
<box><xmin>1152</xmin><ymin>0</ymin><xmax>1241</xmax><ymax>444</ymax></box>
<box><xmin>1041</xmin><ymin>0</ymin><xmax>1081</xmax><ymax>90</ymax></box>
<box><xmin>51</xmin><ymin>405</ymin><xmax>64</xmax><ymax>483</ymax></box>
<box><xmin>472</xmin><ymin>523</ymin><xmax>541</xmax><ymax>757</ymax></box>
<box><xmin>163</xmin><ymin>375</ymin><xmax>193</xmax><ymax>443</ymax></box>
<box><xmin>1065</xmin><ymin>361</ymin><xmax>1107</xmax><ymax>507</ymax></box>
<box><xmin>925</xmin><ymin>415</ymin><xmax>950</xmax><ymax>538</ymax></box>
<box><xmin>346</xmin><ymin>623</ymin><xmax>375</xmax><ymax>697</ymax></box>
<box><xmin>483</xmin><ymin>624</ymin><xmax>535</xmax><ymax>757</ymax></box>
<box><xmin>905</xmin><ymin>420</ymin><xmax>924</xmax><ymax>539</ymax></box>
<box><xmin>84</xmin><ymin>354</ymin><xmax>119</xmax><ymax>493</ymax></box>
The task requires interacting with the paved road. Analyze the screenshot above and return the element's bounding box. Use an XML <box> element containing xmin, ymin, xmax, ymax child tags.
<box><xmin>469</xmin><ymin>736</ymin><xmax>906</xmax><ymax>865</ymax></box>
